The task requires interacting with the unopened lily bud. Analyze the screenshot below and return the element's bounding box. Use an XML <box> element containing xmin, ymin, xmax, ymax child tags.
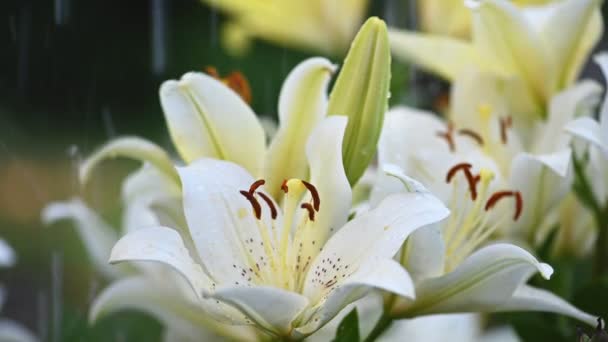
<box><xmin>327</xmin><ymin>17</ymin><xmax>391</xmax><ymax>186</ymax></box>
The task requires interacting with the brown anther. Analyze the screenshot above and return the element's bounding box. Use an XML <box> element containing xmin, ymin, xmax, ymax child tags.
<box><xmin>458</xmin><ymin>129</ymin><xmax>484</xmax><ymax>146</ymax></box>
<box><xmin>301</xmin><ymin>203</ymin><xmax>316</xmax><ymax>221</ymax></box>
<box><xmin>205</xmin><ymin>66</ymin><xmax>252</xmax><ymax>104</ymax></box>
<box><xmin>302</xmin><ymin>180</ymin><xmax>321</xmax><ymax>212</ymax></box>
<box><xmin>436</xmin><ymin>123</ymin><xmax>456</xmax><ymax>152</ymax></box>
<box><xmin>499</xmin><ymin>116</ymin><xmax>512</xmax><ymax>144</ymax></box>
<box><xmin>248</xmin><ymin>179</ymin><xmax>265</xmax><ymax>194</ymax></box>
<box><xmin>240</xmin><ymin>190</ymin><xmax>262</xmax><ymax>219</ymax></box>
<box><xmin>256</xmin><ymin>191</ymin><xmax>277</xmax><ymax>220</ymax></box>
<box><xmin>485</xmin><ymin>191</ymin><xmax>523</xmax><ymax>220</ymax></box>
<box><xmin>446</xmin><ymin>163</ymin><xmax>478</xmax><ymax>200</ymax></box>
<box><xmin>446</xmin><ymin>163</ymin><xmax>472</xmax><ymax>183</ymax></box>
<box><xmin>281</xmin><ymin>179</ymin><xmax>289</xmax><ymax>193</ymax></box>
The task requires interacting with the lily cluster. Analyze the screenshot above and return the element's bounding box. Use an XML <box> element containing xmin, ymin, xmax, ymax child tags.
<box><xmin>36</xmin><ymin>0</ymin><xmax>608</xmax><ymax>340</ymax></box>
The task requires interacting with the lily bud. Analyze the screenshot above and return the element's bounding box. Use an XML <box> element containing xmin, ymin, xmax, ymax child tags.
<box><xmin>328</xmin><ymin>17</ymin><xmax>391</xmax><ymax>186</ymax></box>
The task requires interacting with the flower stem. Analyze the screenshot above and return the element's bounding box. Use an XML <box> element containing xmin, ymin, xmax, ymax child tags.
<box><xmin>572</xmin><ymin>153</ymin><xmax>608</xmax><ymax>278</ymax></box>
<box><xmin>363</xmin><ymin>313</ymin><xmax>393</xmax><ymax>342</ymax></box>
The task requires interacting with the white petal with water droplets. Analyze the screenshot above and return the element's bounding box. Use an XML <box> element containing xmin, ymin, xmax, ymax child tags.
<box><xmin>160</xmin><ymin>72</ymin><xmax>266</xmax><ymax>175</ymax></box>
<box><xmin>303</xmin><ymin>189</ymin><xmax>449</xmax><ymax>300</ymax></box>
<box><xmin>296</xmin><ymin>258</ymin><xmax>414</xmax><ymax>337</ymax></box>
<box><xmin>177</xmin><ymin>159</ymin><xmax>279</xmax><ymax>286</ymax></box>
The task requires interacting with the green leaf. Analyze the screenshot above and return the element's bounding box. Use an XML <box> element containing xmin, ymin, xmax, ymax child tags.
<box><xmin>328</xmin><ymin>17</ymin><xmax>391</xmax><ymax>186</ymax></box>
<box><xmin>333</xmin><ymin>308</ymin><xmax>360</xmax><ymax>342</ymax></box>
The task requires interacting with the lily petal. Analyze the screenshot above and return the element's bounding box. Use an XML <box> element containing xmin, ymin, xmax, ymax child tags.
<box><xmin>0</xmin><ymin>320</ymin><xmax>37</xmax><ymax>342</ymax></box>
<box><xmin>509</xmin><ymin>149</ymin><xmax>572</xmax><ymax>241</ymax></box>
<box><xmin>537</xmin><ymin>0</ymin><xmax>602</xmax><ymax>88</ymax></box>
<box><xmin>303</xmin><ymin>188</ymin><xmax>449</xmax><ymax>299</ymax></box>
<box><xmin>535</xmin><ymin>80</ymin><xmax>602</xmax><ymax>154</ymax></box>
<box><xmin>372</xmin><ymin>165</ymin><xmax>446</xmax><ymax>283</ymax></box>
<box><xmin>401</xmin><ymin>224</ymin><xmax>445</xmax><ymax>284</ymax></box>
<box><xmin>380</xmin><ymin>313</ymin><xmax>481</xmax><ymax>342</ymax></box>
<box><xmin>263</xmin><ymin>57</ymin><xmax>336</xmax><ymax>198</ymax></box>
<box><xmin>41</xmin><ymin>199</ymin><xmax>125</xmax><ymax>279</ymax></box>
<box><xmin>395</xmin><ymin>244</ymin><xmax>552</xmax><ymax>317</ymax></box>
<box><xmin>565</xmin><ymin>118</ymin><xmax>608</xmax><ymax>158</ymax></box>
<box><xmin>496</xmin><ymin>285</ymin><xmax>596</xmax><ymax>326</ymax></box>
<box><xmin>90</xmin><ymin>276</ymin><xmax>251</xmax><ymax>339</ymax></box>
<box><xmin>160</xmin><ymin>72</ymin><xmax>266</xmax><ymax>175</ymax></box>
<box><xmin>469</xmin><ymin>0</ymin><xmax>549</xmax><ymax>102</ymax></box>
<box><xmin>212</xmin><ymin>286</ymin><xmax>309</xmax><ymax>337</ymax></box>
<box><xmin>177</xmin><ymin>159</ymin><xmax>279</xmax><ymax>285</ymax></box>
<box><xmin>79</xmin><ymin>136</ymin><xmax>179</xmax><ymax>185</ymax></box>
<box><xmin>121</xmin><ymin>164</ymin><xmax>181</xmax><ymax>205</ymax></box>
<box><xmin>109</xmin><ymin>226</ymin><xmax>211</xmax><ymax>300</ymax></box>
<box><xmin>388</xmin><ymin>30</ymin><xmax>503</xmax><ymax>81</ymax></box>
<box><xmin>0</xmin><ymin>239</ymin><xmax>15</xmax><ymax>268</ymax></box>
<box><xmin>305</xmin><ymin>116</ymin><xmax>352</xmax><ymax>246</ymax></box>
<box><xmin>296</xmin><ymin>258</ymin><xmax>415</xmax><ymax>337</ymax></box>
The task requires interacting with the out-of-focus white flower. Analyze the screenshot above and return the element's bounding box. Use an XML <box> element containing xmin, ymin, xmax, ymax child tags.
<box><xmin>109</xmin><ymin>117</ymin><xmax>449</xmax><ymax>339</ymax></box>
<box><xmin>566</xmin><ymin>53</ymin><xmax>608</xmax><ymax>161</ymax></box>
<box><xmin>0</xmin><ymin>239</ymin><xmax>38</xmax><ymax>342</ymax></box>
<box><xmin>202</xmin><ymin>0</ymin><xmax>369</xmax><ymax>56</ymax></box>
<box><xmin>417</xmin><ymin>0</ymin><xmax>553</xmax><ymax>38</ymax></box>
<box><xmin>390</xmin><ymin>0</ymin><xmax>602</xmax><ymax>119</ymax></box>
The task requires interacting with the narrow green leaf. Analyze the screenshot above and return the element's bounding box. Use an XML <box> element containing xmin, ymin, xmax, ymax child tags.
<box><xmin>328</xmin><ymin>17</ymin><xmax>391</xmax><ymax>186</ymax></box>
<box><xmin>333</xmin><ymin>308</ymin><xmax>360</xmax><ymax>342</ymax></box>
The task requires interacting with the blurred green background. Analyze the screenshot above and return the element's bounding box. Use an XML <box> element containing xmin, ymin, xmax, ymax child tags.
<box><xmin>0</xmin><ymin>0</ymin><xmax>607</xmax><ymax>341</ymax></box>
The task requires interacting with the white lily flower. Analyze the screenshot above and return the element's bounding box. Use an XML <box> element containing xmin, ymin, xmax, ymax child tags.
<box><xmin>390</xmin><ymin>0</ymin><xmax>602</xmax><ymax>118</ymax></box>
<box><xmin>200</xmin><ymin>0</ymin><xmax>368</xmax><ymax>56</ymax></box>
<box><xmin>109</xmin><ymin>117</ymin><xmax>450</xmax><ymax>339</ymax></box>
<box><xmin>43</xmin><ymin>166</ymin><xmax>260</xmax><ymax>342</ymax></box>
<box><xmin>0</xmin><ymin>239</ymin><xmax>38</xmax><ymax>342</ymax></box>
<box><xmin>371</xmin><ymin>107</ymin><xmax>597</xmax><ymax>324</ymax></box>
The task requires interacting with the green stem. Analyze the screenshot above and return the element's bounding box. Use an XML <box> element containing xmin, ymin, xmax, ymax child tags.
<box><xmin>593</xmin><ymin>206</ymin><xmax>608</xmax><ymax>279</ymax></box>
<box><xmin>572</xmin><ymin>153</ymin><xmax>608</xmax><ymax>278</ymax></box>
<box><xmin>363</xmin><ymin>314</ymin><xmax>393</xmax><ymax>342</ymax></box>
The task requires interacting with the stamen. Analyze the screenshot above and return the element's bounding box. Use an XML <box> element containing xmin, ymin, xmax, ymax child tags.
<box><xmin>301</xmin><ymin>203</ymin><xmax>315</xmax><ymax>221</ymax></box>
<box><xmin>499</xmin><ymin>116</ymin><xmax>512</xmax><ymax>144</ymax></box>
<box><xmin>436</xmin><ymin>123</ymin><xmax>456</xmax><ymax>152</ymax></box>
<box><xmin>239</xmin><ymin>190</ymin><xmax>262</xmax><ymax>219</ymax></box>
<box><xmin>301</xmin><ymin>180</ymin><xmax>321</xmax><ymax>211</ymax></box>
<box><xmin>281</xmin><ymin>179</ymin><xmax>289</xmax><ymax>193</ymax></box>
<box><xmin>249</xmin><ymin>179</ymin><xmax>266</xmax><ymax>194</ymax></box>
<box><xmin>485</xmin><ymin>191</ymin><xmax>523</xmax><ymax>220</ymax></box>
<box><xmin>458</xmin><ymin>129</ymin><xmax>484</xmax><ymax>146</ymax></box>
<box><xmin>446</xmin><ymin>163</ymin><xmax>472</xmax><ymax>183</ymax></box>
<box><xmin>256</xmin><ymin>191</ymin><xmax>277</xmax><ymax>219</ymax></box>
<box><xmin>446</xmin><ymin>163</ymin><xmax>478</xmax><ymax>200</ymax></box>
